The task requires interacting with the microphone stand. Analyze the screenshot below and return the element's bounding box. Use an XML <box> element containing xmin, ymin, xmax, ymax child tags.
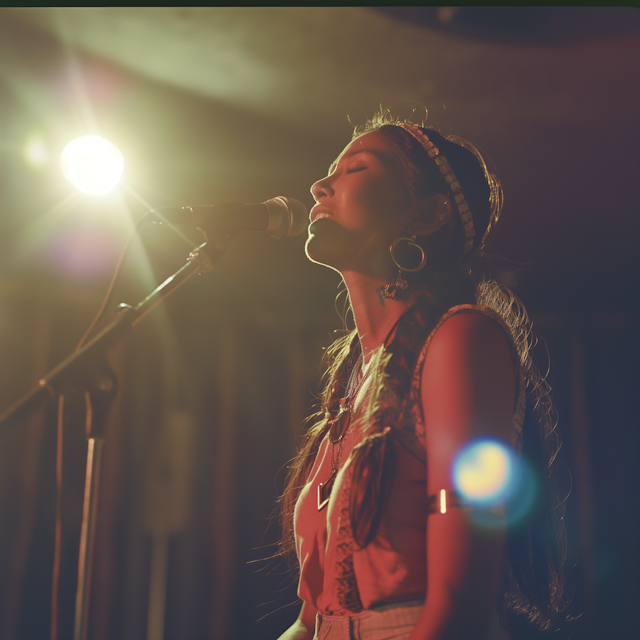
<box><xmin>0</xmin><ymin>241</ymin><xmax>223</xmax><ymax>640</ymax></box>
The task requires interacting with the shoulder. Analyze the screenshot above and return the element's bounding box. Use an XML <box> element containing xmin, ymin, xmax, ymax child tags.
<box><xmin>414</xmin><ymin>305</ymin><xmax>515</xmax><ymax>380</ymax></box>
<box><xmin>425</xmin><ymin>306</ymin><xmax>514</xmax><ymax>368</ymax></box>
<box><xmin>420</xmin><ymin>305</ymin><xmax>517</xmax><ymax>444</ymax></box>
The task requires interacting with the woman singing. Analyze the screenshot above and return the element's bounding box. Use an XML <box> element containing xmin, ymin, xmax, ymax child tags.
<box><xmin>277</xmin><ymin>111</ymin><xmax>565</xmax><ymax>640</ymax></box>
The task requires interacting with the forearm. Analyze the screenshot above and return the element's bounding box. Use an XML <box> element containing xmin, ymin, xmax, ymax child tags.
<box><xmin>408</xmin><ymin>509</ymin><xmax>505</xmax><ymax>640</ymax></box>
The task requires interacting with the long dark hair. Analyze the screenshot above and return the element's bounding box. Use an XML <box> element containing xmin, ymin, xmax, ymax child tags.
<box><xmin>279</xmin><ymin>110</ymin><xmax>566</xmax><ymax>629</ymax></box>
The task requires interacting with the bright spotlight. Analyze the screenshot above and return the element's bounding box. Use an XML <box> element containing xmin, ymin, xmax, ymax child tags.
<box><xmin>60</xmin><ymin>135</ymin><xmax>124</xmax><ymax>195</ymax></box>
<box><xmin>453</xmin><ymin>439</ymin><xmax>514</xmax><ymax>506</ymax></box>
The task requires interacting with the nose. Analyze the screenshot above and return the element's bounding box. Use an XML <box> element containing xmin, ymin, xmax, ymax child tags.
<box><xmin>311</xmin><ymin>174</ymin><xmax>333</xmax><ymax>201</ymax></box>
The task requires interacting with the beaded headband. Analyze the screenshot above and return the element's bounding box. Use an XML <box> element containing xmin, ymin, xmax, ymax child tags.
<box><xmin>399</xmin><ymin>123</ymin><xmax>476</xmax><ymax>255</ymax></box>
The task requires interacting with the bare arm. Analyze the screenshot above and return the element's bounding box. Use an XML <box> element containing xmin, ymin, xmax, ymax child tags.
<box><xmin>408</xmin><ymin>312</ymin><xmax>516</xmax><ymax>640</ymax></box>
<box><xmin>277</xmin><ymin>601</ymin><xmax>316</xmax><ymax>640</ymax></box>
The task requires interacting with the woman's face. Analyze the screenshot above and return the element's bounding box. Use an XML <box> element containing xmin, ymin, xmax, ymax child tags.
<box><xmin>306</xmin><ymin>131</ymin><xmax>416</xmax><ymax>276</ymax></box>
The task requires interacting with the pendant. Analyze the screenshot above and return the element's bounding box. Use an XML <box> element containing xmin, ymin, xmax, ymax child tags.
<box><xmin>319</xmin><ymin>402</ymin><xmax>352</xmax><ymax>511</ymax></box>
<box><xmin>317</xmin><ymin>468</ymin><xmax>337</xmax><ymax>511</ymax></box>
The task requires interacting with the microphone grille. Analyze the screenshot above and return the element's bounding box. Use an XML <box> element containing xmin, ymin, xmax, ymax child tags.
<box><xmin>265</xmin><ymin>197</ymin><xmax>308</xmax><ymax>239</ymax></box>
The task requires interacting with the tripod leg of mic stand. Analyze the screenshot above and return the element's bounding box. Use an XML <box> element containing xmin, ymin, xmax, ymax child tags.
<box><xmin>74</xmin><ymin>435</ymin><xmax>104</xmax><ymax>640</ymax></box>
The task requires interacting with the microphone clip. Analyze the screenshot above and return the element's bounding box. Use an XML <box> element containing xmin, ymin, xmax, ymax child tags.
<box><xmin>188</xmin><ymin>243</ymin><xmax>217</xmax><ymax>274</ymax></box>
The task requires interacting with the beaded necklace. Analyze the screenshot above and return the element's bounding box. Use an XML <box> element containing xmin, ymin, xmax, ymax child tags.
<box><xmin>317</xmin><ymin>354</ymin><xmax>372</xmax><ymax>511</ymax></box>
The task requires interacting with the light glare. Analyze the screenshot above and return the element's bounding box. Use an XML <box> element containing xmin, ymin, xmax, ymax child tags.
<box><xmin>60</xmin><ymin>135</ymin><xmax>124</xmax><ymax>195</ymax></box>
<box><xmin>453</xmin><ymin>440</ymin><xmax>513</xmax><ymax>505</ymax></box>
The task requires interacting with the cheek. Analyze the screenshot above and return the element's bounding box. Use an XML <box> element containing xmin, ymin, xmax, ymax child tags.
<box><xmin>358</xmin><ymin>179</ymin><xmax>409</xmax><ymax>228</ymax></box>
<box><xmin>362</xmin><ymin>197</ymin><xmax>413</xmax><ymax>244</ymax></box>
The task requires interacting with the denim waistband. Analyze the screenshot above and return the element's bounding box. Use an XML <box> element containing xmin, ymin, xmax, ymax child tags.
<box><xmin>314</xmin><ymin>600</ymin><xmax>424</xmax><ymax>640</ymax></box>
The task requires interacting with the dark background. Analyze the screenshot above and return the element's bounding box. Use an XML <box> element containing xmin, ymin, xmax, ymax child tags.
<box><xmin>0</xmin><ymin>7</ymin><xmax>638</xmax><ymax>640</ymax></box>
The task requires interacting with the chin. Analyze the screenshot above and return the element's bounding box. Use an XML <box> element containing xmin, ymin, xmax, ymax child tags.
<box><xmin>305</xmin><ymin>219</ymin><xmax>349</xmax><ymax>270</ymax></box>
<box><xmin>305</xmin><ymin>235</ymin><xmax>332</xmax><ymax>268</ymax></box>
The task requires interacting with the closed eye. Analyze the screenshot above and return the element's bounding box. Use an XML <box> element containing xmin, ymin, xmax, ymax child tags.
<box><xmin>346</xmin><ymin>165</ymin><xmax>367</xmax><ymax>174</ymax></box>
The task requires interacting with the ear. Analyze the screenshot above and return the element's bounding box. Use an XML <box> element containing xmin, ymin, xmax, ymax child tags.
<box><xmin>406</xmin><ymin>194</ymin><xmax>452</xmax><ymax>237</ymax></box>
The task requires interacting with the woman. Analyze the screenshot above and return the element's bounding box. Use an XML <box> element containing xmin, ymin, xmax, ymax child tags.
<box><xmin>278</xmin><ymin>111</ymin><xmax>565</xmax><ymax>640</ymax></box>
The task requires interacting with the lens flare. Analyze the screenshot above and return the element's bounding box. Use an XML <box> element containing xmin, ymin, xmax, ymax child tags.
<box><xmin>60</xmin><ymin>135</ymin><xmax>124</xmax><ymax>195</ymax></box>
<box><xmin>453</xmin><ymin>439</ymin><xmax>514</xmax><ymax>505</ymax></box>
<box><xmin>504</xmin><ymin>455</ymin><xmax>537</xmax><ymax>527</ymax></box>
<box><xmin>43</xmin><ymin>226</ymin><xmax>121</xmax><ymax>281</ymax></box>
<box><xmin>452</xmin><ymin>439</ymin><xmax>539</xmax><ymax>529</ymax></box>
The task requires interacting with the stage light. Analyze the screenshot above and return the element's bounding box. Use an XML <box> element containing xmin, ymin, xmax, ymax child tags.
<box><xmin>60</xmin><ymin>135</ymin><xmax>124</xmax><ymax>195</ymax></box>
<box><xmin>453</xmin><ymin>439</ymin><xmax>514</xmax><ymax>506</ymax></box>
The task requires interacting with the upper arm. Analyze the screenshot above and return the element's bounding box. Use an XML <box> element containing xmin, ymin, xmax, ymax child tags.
<box><xmin>416</xmin><ymin>311</ymin><xmax>516</xmax><ymax>637</ymax></box>
<box><xmin>421</xmin><ymin>311</ymin><xmax>516</xmax><ymax>494</ymax></box>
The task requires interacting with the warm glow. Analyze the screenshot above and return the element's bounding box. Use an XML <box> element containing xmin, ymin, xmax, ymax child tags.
<box><xmin>60</xmin><ymin>135</ymin><xmax>124</xmax><ymax>194</ymax></box>
<box><xmin>453</xmin><ymin>440</ymin><xmax>513</xmax><ymax>504</ymax></box>
<box><xmin>24</xmin><ymin>133</ymin><xmax>48</xmax><ymax>167</ymax></box>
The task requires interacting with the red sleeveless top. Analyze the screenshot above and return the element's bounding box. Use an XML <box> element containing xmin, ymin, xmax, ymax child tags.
<box><xmin>294</xmin><ymin>305</ymin><xmax>526</xmax><ymax>614</ymax></box>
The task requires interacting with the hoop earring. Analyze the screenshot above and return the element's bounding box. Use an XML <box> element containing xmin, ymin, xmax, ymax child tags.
<box><xmin>378</xmin><ymin>236</ymin><xmax>426</xmax><ymax>301</ymax></box>
<box><xmin>390</xmin><ymin>236</ymin><xmax>426</xmax><ymax>272</ymax></box>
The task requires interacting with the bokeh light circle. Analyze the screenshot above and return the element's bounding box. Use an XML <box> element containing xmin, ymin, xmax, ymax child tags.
<box><xmin>60</xmin><ymin>135</ymin><xmax>124</xmax><ymax>195</ymax></box>
<box><xmin>453</xmin><ymin>439</ymin><xmax>514</xmax><ymax>506</ymax></box>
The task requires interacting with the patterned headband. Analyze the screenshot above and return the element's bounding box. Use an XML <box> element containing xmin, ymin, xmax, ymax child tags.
<box><xmin>399</xmin><ymin>123</ymin><xmax>476</xmax><ymax>255</ymax></box>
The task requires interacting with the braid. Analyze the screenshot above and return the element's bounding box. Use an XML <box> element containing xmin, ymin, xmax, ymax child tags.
<box><xmin>349</xmin><ymin>294</ymin><xmax>439</xmax><ymax>548</ymax></box>
<box><xmin>278</xmin><ymin>330</ymin><xmax>358</xmax><ymax>566</ymax></box>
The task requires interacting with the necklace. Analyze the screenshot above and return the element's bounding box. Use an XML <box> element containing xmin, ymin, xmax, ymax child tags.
<box><xmin>317</xmin><ymin>354</ymin><xmax>372</xmax><ymax>511</ymax></box>
<box><xmin>315</xmin><ymin>309</ymin><xmax>408</xmax><ymax>511</ymax></box>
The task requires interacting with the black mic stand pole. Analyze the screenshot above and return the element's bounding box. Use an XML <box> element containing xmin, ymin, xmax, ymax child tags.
<box><xmin>0</xmin><ymin>242</ymin><xmax>222</xmax><ymax>640</ymax></box>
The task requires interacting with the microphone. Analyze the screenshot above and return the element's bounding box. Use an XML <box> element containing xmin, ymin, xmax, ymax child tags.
<box><xmin>148</xmin><ymin>196</ymin><xmax>308</xmax><ymax>240</ymax></box>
